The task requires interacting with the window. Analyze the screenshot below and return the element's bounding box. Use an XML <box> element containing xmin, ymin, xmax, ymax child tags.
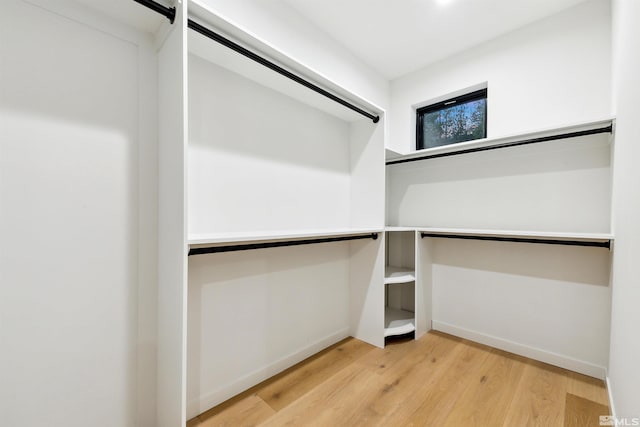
<box><xmin>416</xmin><ymin>88</ymin><xmax>487</xmax><ymax>150</ymax></box>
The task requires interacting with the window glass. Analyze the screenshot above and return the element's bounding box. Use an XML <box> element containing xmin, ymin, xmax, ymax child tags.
<box><xmin>417</xmin><ymin>89</ymin><xmax>487</xmax><ymax>150</ymax></box>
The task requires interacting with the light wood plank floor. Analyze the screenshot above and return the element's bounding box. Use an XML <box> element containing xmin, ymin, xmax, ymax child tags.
<box><xmin>188</xmin><ymin>331</ymin><xmax>609</xmax><ymax>427</ymax></box>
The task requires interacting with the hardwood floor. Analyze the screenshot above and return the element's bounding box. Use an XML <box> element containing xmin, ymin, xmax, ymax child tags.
<box><xmin>188</xmin><ymin>331</ymin><xmax>609</xmax><ymax>427</ymax></box>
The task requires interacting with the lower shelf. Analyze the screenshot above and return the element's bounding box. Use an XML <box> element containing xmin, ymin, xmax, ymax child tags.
<box><xmin>384</xmin><ymin>307</ymin><xmax>415</xmax><ymax>337</ymax></box>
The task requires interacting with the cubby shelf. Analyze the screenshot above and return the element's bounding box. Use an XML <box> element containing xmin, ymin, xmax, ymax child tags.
<box><xmin>384</xmin><ymin>266</ymin><xmax>415</xmax><ymax>285</ymax></box>
<box><xmin>384</xmin><ymin>307</ymin><xmax>416</xmax><ymax>337</ymax></box>
<box><xmin>384</xmin><ymin>230</ymin><xmax>419</xmax><ymax>341</ymax></box>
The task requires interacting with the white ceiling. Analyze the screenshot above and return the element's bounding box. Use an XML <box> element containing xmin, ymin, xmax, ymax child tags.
<box><xmin>70</xmin><ymin>0</ymin><xmax>592</xmax><ymax>80</ymax></box>
<box><xmin>280</xmin><ymin>0</ymin><xmax>591</xmax><ymax>79</ymax></box>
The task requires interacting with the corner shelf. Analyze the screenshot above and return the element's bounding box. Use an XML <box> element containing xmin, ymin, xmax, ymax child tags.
<box><xmin>385</xmin><ymin>266</ymin><xmax>415</xmax><ymax>284</ymax></box>
<box><xmin>384</xmin><ymin>307</ymin><xmax>416</xmax><ymax>337</ymax></box>
<box><xmin>384</xmin><ymin>226</ymin><xmax>418</xmax><ymax>232</ymax></box>
<box><xmin>384</xmin><ymin>230</ymin><xmax>418</xmax><ymax>340</ymax></box>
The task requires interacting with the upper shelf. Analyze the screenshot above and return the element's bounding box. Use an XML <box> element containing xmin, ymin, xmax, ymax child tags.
<box><xmin>386</xmin><ymin>117</ymin><xmax>615</xmax><ymax>165</ymax></box>
<box><xmin>411</xmin><ymin>227</ymin><xmax>613</xmax><ymax>249</ymax></box>
<box><xmin>188</xmin><ymin>0</ymin><xmax>383</xmax><ymax>123</ymax></box>
<box><xmin>416</xmin><ymin>227</ymin><xmax>613</xmax><ymax>243</ymax></box>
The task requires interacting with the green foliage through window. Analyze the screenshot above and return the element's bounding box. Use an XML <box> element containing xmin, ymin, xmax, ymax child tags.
<box><xmin>417</xmin><ymin>89</ymin><xmax>487</xmax><ymax>150</ymax></box>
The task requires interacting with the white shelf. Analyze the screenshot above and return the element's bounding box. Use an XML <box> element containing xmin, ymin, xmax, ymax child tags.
<box><xmin>385</xmin><ymin>148</ymin><xmax>404</xmax><ymax>161</ymax></box>
<box><xmin>385</xmin><ymin>266</ymin><xmax>415</xmax><ymax>284</ymax></box>
<box><xmin>417</xmin><ymin>227</ymin><xmax>613</xmax><ymax>244</ymax></box>
<box><xmin>189</xmin><ymin>0</ymin><xmax>383</xmax><ymax>124</ymax></box>
<box><xmin>385</xmin><ymin>226</ymin><xmax>418</xmax><ymax>232</ymax></box>
<box><xmin>188</xmin><ymin>228</ymin><xmax>383</xmax><ymax>246</ymax></box>
<box><xmin>386</xmin><ymin>117</ymin><xmax>614</xmax><ymax>165</ymax></box>
<box><xmin>384</xmin><ymin>307</ymin><xmax>415</xmax><ymax>337</ymax></box>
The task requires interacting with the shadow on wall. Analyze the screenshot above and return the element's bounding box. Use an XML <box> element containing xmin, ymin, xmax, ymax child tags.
<box><xmin>430</xmin><ymin>238</ymin><xmax>611</xmax><ymax>287</ymax></box>
<box><xmin>1</xmin><ymin>1</ymin><xmax>146</xmax><ymax>425</ymax></box>
<box><xmin>187</xmin><ymin>240</ymin><xmax>354</xmax><ymax>413</ymax></box>
<box><xmin>189</xmin><ymin>54</ymin><xmax>351</xmax><ymax>174</ymax></box>
<box><xmin>389</xmin><ymin>133</ymin><xmax>610</xmax><ymax>184</ymax></box>
<box><xmin>385</xmin><ymin>132</ymin><xmax>612</xmax><ymax>231</ymax></box>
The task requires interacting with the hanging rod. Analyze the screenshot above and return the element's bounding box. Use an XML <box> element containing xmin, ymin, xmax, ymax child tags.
<box><xmin>129</xmin><ymin>1</ymin><xmax>379</xmax><ymax>122</ymax></box>
<box><xmin>386</xmin><ymin>124</ymin><xmax>613</xmax><ymax>166</ymax></box>
<box><xmin>189</xmin><ymin>233</ymin><xmax>379</xmax><ymax>256</ymax></box>
<box><xmin>420</xmin><ymin>233</ymin><xmax>611</xmax><ymax>249</ymax></box>
<box><xmin>187</xmin><ymin>19</ymin><xmax>380</xmax><ymax>124</ymax></box>
<box><xmin>132</xmin><ymin>0</ymin><xmax>176</xmax><ymax>23</ymax></box>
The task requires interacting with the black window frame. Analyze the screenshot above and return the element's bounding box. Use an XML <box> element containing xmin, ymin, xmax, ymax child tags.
<box><xmin>416</xmin><ymin>88</ymin><xmax>488</xmax><ymax>150</ymax></box>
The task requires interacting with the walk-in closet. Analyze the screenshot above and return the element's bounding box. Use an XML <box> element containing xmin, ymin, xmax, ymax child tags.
<box><xmin>2</xmin><ymin>0</ymin><xmax>639</xmax><ymax>425</ymax></box>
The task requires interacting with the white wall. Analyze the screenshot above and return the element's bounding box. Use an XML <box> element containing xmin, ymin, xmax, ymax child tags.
<box><xmin>196</xmin><ymin>0</ymin><xmax>389</xmax><ymax>111</ymax></box>
<box><xmin>608</xmin><ymin>0</ymin><xmax>640</xmax><ymax>419</ymax></box>
<box><xmin>385</xmin><ymin>128</ymin><xmax>613</xmax><ymax>380</ymax></box>
<box><xmin>431</xmin><ymin>239</ymin><xmax>611</xmax><ymax>378</ymax></box>
<box><xmin>387</xmin><ymin>132</ymin><xmax>612</xmax><ymax>232</ymax></box>
<box><xmin>349</xmin><ymin>117</ymin><xmax>386</xmax><ymax>228</ymax></box>
<box><xmin>384</xmin><ymin>0</ymin><xmax>614</xmax><ymax>379</ymax></box>
<box><xmin>188</xmin><ymin>54</ymin><xmax>352</xmax><ymax>234</ymax></box>
<box><xmin>0</xmin><ymin>0</ymin><xmax>157</xmax><ymax>425</ymax></box>
<box><xmin>388</xmin><ymin>0</ymin><xmax>612</xmax><ymax>154</ymax></box>
<box><xmin>186</xmin><ymin>35</ymin><xmax>389</xmax><ymax>415</ymax></box>
<box><xmin>187</xmin><ymin>243</ymin><xmax>351</xmax><ymax>418</ymax></box>
<box><xmin>387</xmin><ymin>137</ymin><xmax>613</xmax><ymax>374</ymax></box>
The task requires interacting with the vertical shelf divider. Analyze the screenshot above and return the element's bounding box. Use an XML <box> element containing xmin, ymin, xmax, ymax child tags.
<box><xmin>350</xmin><ymin>230</ymin><xmax>385</xmax><ymax>348</ymax></box>
<box><xmin>349</xmin><ymin>115</ymin><xmax>386</xmax><ymax>348</ymax></box>
<box><xmin>416</xmin><ymin>231</ymin><xmax>433</xmax><ymax>338</ymax></box>
<box><xmin>157</xmin><ymin>0</ymin><xmax>189</xmax><ymax>425</ymax></box>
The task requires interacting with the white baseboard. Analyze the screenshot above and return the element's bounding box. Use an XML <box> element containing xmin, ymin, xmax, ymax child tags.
<box><xmin>432</xmin><ymin>321</ymin><xmax>607</xmax><ymax>379</ymax></box>
<box><xmin>186</xmin><ymin>328</ymin><xmax>350</xmax><ymax>420</ymax></box>
<box><xmin>606</xmin><ymin>376</ymin><xmax>617</xmax><ymax>418</ymax></box>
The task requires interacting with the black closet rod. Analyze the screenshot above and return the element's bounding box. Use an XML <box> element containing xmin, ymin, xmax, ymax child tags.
<box><xmin>133</xmin><ymin>0</ymin><xmax>176</xmax><ymax>23</ymax></box>
<box><xmin>420</xmin><ymin>233</ymin><xmax>611</xmax><ymax>249</ymax></box>
<box><xmin>187</xmin><ymin>19</ymin><xmax>380</xmax><ymax>124</ymax></box>
<box><xmin>189</xmin><ymin>233</ymin><xmax>379</xmax><ymax>256</ymax></box>
<box><xmin>386</xmin><ymin>124</ymin><xmax>613</xmax><ymax>166</ymax></box>
<box><xmin>132</xmin><ymin>0</ymin><xmax>379</xmax><ymax>123</ymax></box>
